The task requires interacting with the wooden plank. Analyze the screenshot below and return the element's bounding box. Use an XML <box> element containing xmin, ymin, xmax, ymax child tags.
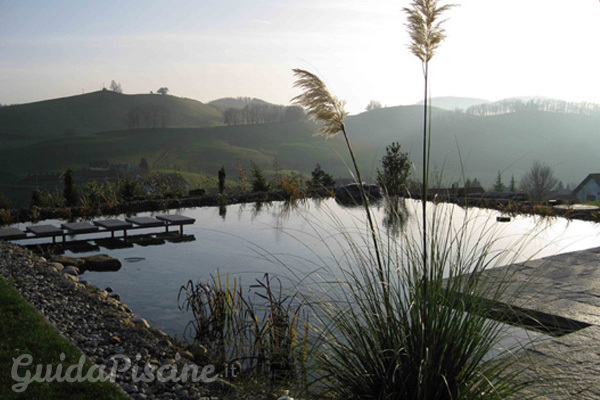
<box><xmin>61</xmin><ymin>222</ymin><xmax>100</xmax><ymax>234</ymax></box>
<box><xmin>155</xmin><ymin>215</ymin><xmax>196</xmax><ymax>225</ymax></box>
<box><xmin>0</xmin><ymin>227</ymin><xmax>27</xmax><ymax>240</ymax></box>
<box><xmin>125</xmin><ymin>216</ymin><xmax>164</xmax><ymax>228</ymax></box>
<box><xmin>93</xmin><ymin>219</ymin><xmax>133</xmax><ymax>230</ymax></box>
<box><xmin>26</xmin><ymin>224</ymin><xmax>63</xmax><ymax>237</ymax></box>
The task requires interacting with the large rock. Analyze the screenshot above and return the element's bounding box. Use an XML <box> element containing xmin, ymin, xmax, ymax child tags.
<box><xmin>63</xmin><ymin>265</ymin><xmax>80</xmax><ymax>276</ymax></box>
<box><xmin>49</xmin><ymin>262</ymin><xmax>64</xmax><ymax>272</ymax></box>
<box><xmin>80</xmin><ymin>254</ymin><xmax>122</xmax><ymax>272</ymax></box>
<box><xmin>50</xmin><ymin>255</ymin><xmax>85</xmax><ymax>268</ymax></box>
<box><xmin>335</xmin><ymin>183</ymin><xmax>382</xmax><ymax>205</ymax></box>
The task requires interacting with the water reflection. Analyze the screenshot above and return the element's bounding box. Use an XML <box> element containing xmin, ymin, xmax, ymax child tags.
<box><xmin>251</xmin><ymin>201</ymin><xmax>266</xmax><ymax>219</ymax></box>
<box><xmin>14</xmin><ymin>198</ymin><xmax>600</xmax><ymax>339</ymax></box>
<box><xmin>218</xmin><ymin>204</ymin><xmax>227</xmax><ymax>220</ymax></box>
<box><xmin>382</xmin><ymin>197</ymin><xmax>409</xmax><ymax>237</ymax></box>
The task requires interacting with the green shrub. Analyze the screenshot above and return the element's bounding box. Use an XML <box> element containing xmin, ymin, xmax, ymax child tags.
<box><xmin>117</xmin><ymin>175</ymin><xmax>143</xmax><ymax>201</ymax></box>
<box><xmin>62</xmin><ymin>168</ymin><xmax>78</xmax><ymax>207</ymax></box>
<box><xmin>0</xmin><ymin>192</ymin><xmax>12</xmax><ymax>209</ymax></box>
<box><xmin>82</xmin><ymin>180</ymin><xmax>117</xmax><ymax>207</ymax></box>
<box><xmin>305</xmin><ymin>203</ymin><xmax>533</xmax><ymax>399</ymax></box>
<box><xmin>376</xmin><ymin>142</ymin><xmax>411</xmax><ymax>196</ymax></box>
<box><xmin>306</xmin><ymin>163</ymin><xmax>335</xmax><ymax>190</ymax></box>
<box><xmin>250</xmin><ymin>162</ymin><xmax>270</xmax><ymax>192</ymax></box>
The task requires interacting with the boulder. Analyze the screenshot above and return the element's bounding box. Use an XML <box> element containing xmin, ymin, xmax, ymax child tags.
<box><xmin>64</xmin><ymin>273</ymin><xmax>79</xmax><ymax>283</ymax></box>
<box><xmin>335</xmin><ymin>183</ymin><xmax>382</xmax><ymax>205</ymax></box>
<box><xmin>80</xmin><ymin>254</ymin><xmax>122</xmax><ymax>272</ymax></box>
<box><xmin>49</xmin><ymin>262</ymin><xmax>64</xmax><ymax>272</ymax></box>
<box><xmin>133</xmin><ymin>317</ymin><xmax>151</xmax><ymax>329</ymax></box>
<box><xmin>63</xmin><ymin>266</ymin><xmax>79</xmax><ymax>276</ymax></box>
<box><xmin>51</xmin><ymin>255</ymin><xmax>85</xmax><ymax>268</ymax></box>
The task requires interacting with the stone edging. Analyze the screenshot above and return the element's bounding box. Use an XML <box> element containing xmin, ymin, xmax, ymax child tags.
<box><xmin>0</xmin><ymin>241</ymin><xmax>228</xmax><ymax>400</ymax></box>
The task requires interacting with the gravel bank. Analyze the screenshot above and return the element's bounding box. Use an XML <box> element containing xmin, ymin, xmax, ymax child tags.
<box><xmin>0</xmin><ymin>241</ymin><xmax>229</xmax><ymax>399</ymax></box>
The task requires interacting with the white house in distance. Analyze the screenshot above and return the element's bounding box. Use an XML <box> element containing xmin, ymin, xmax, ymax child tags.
<box><xmin>572</xmin><ymin>174</ymin><xmax>600</xmax><ymax>203</ymax></box>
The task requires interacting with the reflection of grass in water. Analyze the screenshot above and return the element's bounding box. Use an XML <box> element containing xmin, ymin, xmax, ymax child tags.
<box><xmin>382</xmin><ymin>196</ymin><xmax>410</xmax><ymax>237</ymax></box>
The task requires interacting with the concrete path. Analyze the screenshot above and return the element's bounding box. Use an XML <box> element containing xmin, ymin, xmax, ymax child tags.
<box><xmin>474</xmin><ymin>247</ymin><xmax>600</xmax><ymax>398</ymax></box>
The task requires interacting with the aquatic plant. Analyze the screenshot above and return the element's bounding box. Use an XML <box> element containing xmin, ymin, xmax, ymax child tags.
<box><xmin>178</xmin><ymin>272</ymin><xmax>309</xmax><ymax>393</ymax></box>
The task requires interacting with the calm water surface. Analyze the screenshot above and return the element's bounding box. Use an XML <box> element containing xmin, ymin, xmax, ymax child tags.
<box><xmin>12</xmin><ymin>198</ymin><xmax>600</xmax><ymax>339</ymax></box>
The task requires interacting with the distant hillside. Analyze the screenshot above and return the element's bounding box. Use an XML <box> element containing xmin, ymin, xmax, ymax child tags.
<box><xmin>348</xmin><ymin>105</ymin><xmax>600</xmax><ymax>187</ymax></box>
<box><xmin>0</xmin><ymin>120</ymin><xmax>363</xmax><ymax>184</ymax></box>
<box><xmin>415</xmin><ymin>96</ymin><xmax>490</xmax><ymax>111</ymax></box>
<box><xmin>2</xmin><ymin>91</ymin><xmax>600</xmax><ymax>206</ymax></box>
<box><xmin>0</xmin><ymin>90</ymin><xmax>223</xmax><ymax>139</ymax></box>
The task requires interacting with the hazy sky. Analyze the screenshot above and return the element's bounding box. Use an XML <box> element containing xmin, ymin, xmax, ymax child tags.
<box><xmin>1</xmin><ymin>0</ymin><xmax>598</xmax><ymax>113</ymax></box>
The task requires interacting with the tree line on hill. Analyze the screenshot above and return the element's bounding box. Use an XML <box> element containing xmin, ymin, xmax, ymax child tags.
<box><xmin>464</xmin><ymin>98</ymin><xmax>600</xmax><ymax>117</ymax></box>
<box><xmin>125</xmin><ymin>104</ymin><xmax>170</xmax><ymax>129</ymax></box>
<box><xmin>223</xmin><ymin>104</ymin><xmax>307</xmax><ymax>125</ymax></box>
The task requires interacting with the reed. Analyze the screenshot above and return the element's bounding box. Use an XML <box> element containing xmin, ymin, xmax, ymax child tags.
<box><xmin>404</xmin><ymin>0</ymin><xmax>455</xmax><ymax>273</ymax></box>
<box><xmin>178</xmin><ymin>272</ymin><xmax>309</xmax><ymax>394</ymax></box>
<box><xmin>299</xmin><ymin>200</ymin><xmax>542</xmax><ymax>399</ymax></box>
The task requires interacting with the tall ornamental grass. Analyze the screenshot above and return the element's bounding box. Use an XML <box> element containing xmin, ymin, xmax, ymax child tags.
<box><xmin>405</xmin><ymin>0</ymin><xmax>455</xmax><ymax>271</ymax></box>
<box><xmin>291</xmin><ymin>64</ymin><xmax>544</xmax><ymax>398</ymax></box>
<box><xmin>300</xmin><ymin>202</ymin><xmax>540</xmax><ymax>399</ymax></box>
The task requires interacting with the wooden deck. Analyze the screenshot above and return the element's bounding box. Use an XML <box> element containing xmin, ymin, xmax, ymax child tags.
<box><xmin>0</xmin><ymin>214</ymin><xmax>196</xmax><ymax>244</ymax></box>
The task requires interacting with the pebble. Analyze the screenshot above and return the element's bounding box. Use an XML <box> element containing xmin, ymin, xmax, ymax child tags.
<box><xmin>63</xmin><ymin>265</ymin><xmax>79</xmax><ymax>276</ymax></box>
<box><xmin>50</xmin><ymin>262</ymin><xmax>64</xmax><ymax>272</ymax></box>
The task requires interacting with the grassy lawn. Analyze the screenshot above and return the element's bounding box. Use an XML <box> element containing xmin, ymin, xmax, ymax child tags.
<box><xmin>0</xmin><ymin>277</ymin><xmax>129</xmax><ymax>400</ymax></box>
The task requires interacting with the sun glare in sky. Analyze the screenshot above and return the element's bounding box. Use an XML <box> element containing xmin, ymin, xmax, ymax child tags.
<box><xmin>0</xmin><ymin>0</ymin><xmax>598</xmax><ymax>113</ymax></box>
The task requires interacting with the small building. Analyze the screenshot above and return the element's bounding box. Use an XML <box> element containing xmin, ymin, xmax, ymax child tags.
<box><xmin>572</xmin><ymin>174</ymin><xmax>600</xmax><ymax>203</ymax></box>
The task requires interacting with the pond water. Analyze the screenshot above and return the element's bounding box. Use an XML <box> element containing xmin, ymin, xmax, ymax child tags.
<box><xmin>11</xmin><ymin>198</ymin><xmax>600</xmax><ymax>343</ymax></box>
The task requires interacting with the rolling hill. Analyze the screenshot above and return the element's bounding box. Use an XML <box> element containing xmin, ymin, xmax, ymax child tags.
<box><xmin>0</xmin><ymin>90</ymin><xmax>223</xmax><ymax>140</ymax></box>
<box><xmin>347</xmin><ymin>105</ymin><xmax>600</xmax><ymax>188</ymax></box>
<box><xmin>1</xmin><ymin>92</ymin><xmax>599</xmax><ymax>206</ymax></box>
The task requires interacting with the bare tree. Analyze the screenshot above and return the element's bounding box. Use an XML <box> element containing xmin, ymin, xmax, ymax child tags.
<box><xmin>366</xmin><ymin>100</ymin><xmax>382</xmax><ymax>111</ymax></box>
<box><xmin>109</xmin><ymin>80</ymin><xmax>123</xmax><ymax>93</ymax></box>
<box><xmin>520</xmin><ymin>160</ymin><xmax>558</xmax><ymax>202</ymax></box>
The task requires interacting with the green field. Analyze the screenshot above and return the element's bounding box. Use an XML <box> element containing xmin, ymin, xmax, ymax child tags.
<box><xmin>0</xmin><ymin>90</ymin><xmax>222</xmax><ymax>140</ymax></box>
<box><xmin>0</xmin><ymin>120</ymin><xmax>368</xmax><ymax>205</ymax></box>
<box><xmin>0</xmin><ymin>277</ymin><xmax>129</xmax><ymax>399</ymax></box>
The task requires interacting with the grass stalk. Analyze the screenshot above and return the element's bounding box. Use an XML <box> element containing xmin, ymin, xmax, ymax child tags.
<box><xmin>291</xmin><ymin>68</ymin><xmax>386</xmax><ymax>290</ymax></box>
